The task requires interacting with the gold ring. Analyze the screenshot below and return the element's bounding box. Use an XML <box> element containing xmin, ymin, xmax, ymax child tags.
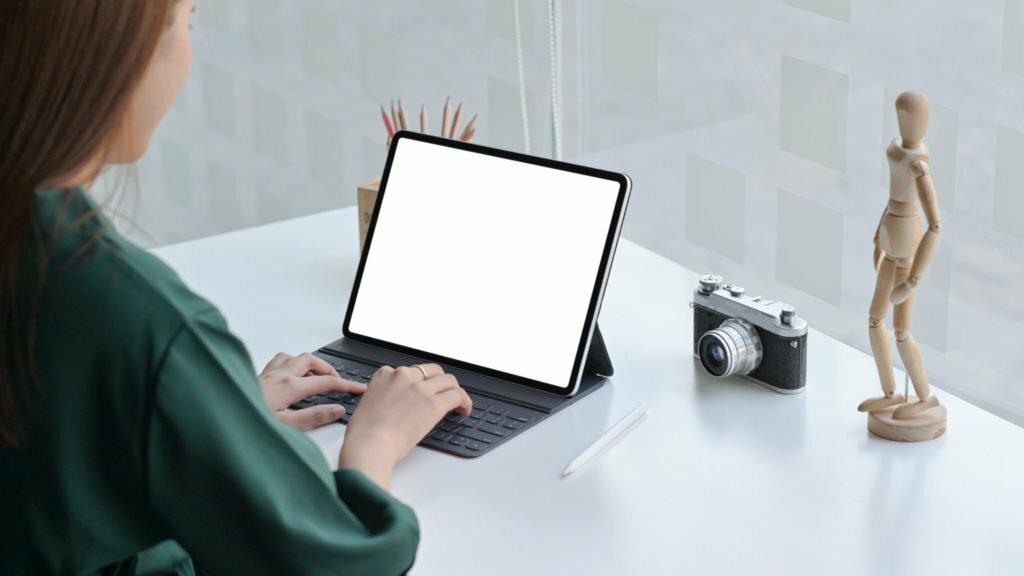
<box><xmin>412</xmin><ymin>364</ymin><xmax>430</xmax><ymax>380</ymax></box>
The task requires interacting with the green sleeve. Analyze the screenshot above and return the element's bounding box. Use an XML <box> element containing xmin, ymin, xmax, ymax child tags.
<box><xmin>145</xmin><ymin>307</ymin><xmax>419</xmax><ymax>576</ymax></box>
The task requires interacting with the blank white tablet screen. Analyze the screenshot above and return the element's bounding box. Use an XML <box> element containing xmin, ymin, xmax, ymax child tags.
<box><xmin>348</xmin><ymin>137</ymin><xmax>621</xmax><ymax>390</ymax></box>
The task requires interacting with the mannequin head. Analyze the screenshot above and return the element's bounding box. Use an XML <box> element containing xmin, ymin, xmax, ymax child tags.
<box><xmin>896</xmin><ymin>91</ymin><xmax>930</xmax><ymax>149</ymax></box>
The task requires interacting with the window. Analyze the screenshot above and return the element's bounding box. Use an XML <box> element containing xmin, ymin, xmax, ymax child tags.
<box><xmin>110</xmin><ymin>0</ymin><xmax>1023</xmax><ymax>426</ymax></box>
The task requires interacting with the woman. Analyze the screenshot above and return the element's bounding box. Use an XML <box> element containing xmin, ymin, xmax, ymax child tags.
<box><xmin>0</xmin><ymin>2</ymin><xmax>472</xmax><ymax>574</ymax></box>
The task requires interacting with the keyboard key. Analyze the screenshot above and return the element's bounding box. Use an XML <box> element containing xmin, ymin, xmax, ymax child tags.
<box><xmin>456</xmin><ymin>428</ymin><xmax>495</xmax><ymax>444</ymax></box>
<box><xmin>327</xmin><ymin>392</ymin><xmax>345</xmax><ymax>401</ymax></box>
<box><xmin>502</xmin><ymin>420</ymin><xmax>523</xmax><ymax>430</ymax></box>
<box><xmin>488</xmin><ymin>407</ymin><xmax>510</xmax><ymax>416</ymax></box>
<box><xmin>431</xmin><ymin>432</ymin><xmax>452</xmax><ymax>442</ymax></box>
<box><xmin>332</xmin><ymin>364</ymin><xmax>346</xmax><ymax>372</ymax></box>
<box><xmin>345</xmin><ymin>368</ymin><xmax>361</xmax><ymax>375</ymax></box>
<box><xmin>507</xmin><ymin>413</ymin><xmax>536</xmax><ymax>423</ymax></box>
<box><xmin>461</xmin><ymin>418</ymin><xmax>481</xmax><ymax>428</ymax></box>
<box><xmin>465</xmin><ymin>441</ymin><xmax>485</xmax><ymax>452</ymax></box>
<box><xmin>342</xmin><ymin>395</ymin><xmax>357</xmax><ymax>405</ymax></box>
<box><xmin>443</xmin><ymin>413</ymin><xmax>464</xmax><ymax>423</ymax></box>
<box><xmin>470</xmin><ymin>409</ymin><xmax>486</xmax><ymax>419</ymax></box>
<box><xmin>293</xmin><ymin>399</ymin><xmax>314</xmax><ymax>409</ymax></box>
<box><xmin>479</xmin><ymin>424</ymin><xmax>507</xmax><ymax>437</ymax></box>
<box><xmin>358</xmin><ymin>375</ymin><xmax>371</xmax><ymax>382</ymax></box>
<box><xmin>475</xmin><ymin>401</ymin><xmax>492</xmax><ymax>412</ymax></box>
<box><xmin>485</xmin><ymin>415</ymin><xmax>504</xmax><ymax>425</ymax></box>
<box><xmin>439</xmin><ymin>422</ymin><xmax>460</xmax><ymax>433</ymax></box>
<box><xmin>448</xmin><ymin>436</ymin><xmax>468</xmax><ymax>447</ymax></box>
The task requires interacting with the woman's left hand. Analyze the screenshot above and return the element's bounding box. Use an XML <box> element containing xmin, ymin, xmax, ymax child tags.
<box><xmin>258</xmin><ymin>352</ymin><xmax>367</xmax><ymax>430</ymax></box>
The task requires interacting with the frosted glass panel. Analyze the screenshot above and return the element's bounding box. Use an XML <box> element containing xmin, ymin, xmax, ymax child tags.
<box><xmin>776</xmin><ymin>190</ymin><xmax>843</xmax><ymax>305</ymax></box>
<box><xmin>488</xmin><ymin>0</ymin><xmax>536</xmax><ymax>46</ymax></box>
<box><xmin>780</xmin><ymin>55</ymin><xmax>848</xmax><ymax>171</ymax></box>
<box><xmin>161</xmin><ymin>141</ymin><xmax>193</xmax><ymax>209</ymax></box>
<box><xmin>305</xmin><ymin>109</ymin><xmax>344</xmax><ymax>189</ymax></box>
<box><xmin>358</xmin><ymin>27</ymin><xmax>402</xmax><ymax>102</ymax></box>
<box><xmin>206</xmin><ymin>161</ymin><xmax>239</xmax><ymax>228</ymax></box>
<box><xmin>783</xmin><ymin>0</ymin><xmax>852</xmax><ymax>22</ymax></box>
<box><xmin>913</xmin><ymin>245</ymin><xmax>951</xmax><ymax>352</ymax></box>
<box><xmin>685</xmin><ymin>155</ymin><xmax>746</xmax><ymax>263</ymax></box>
<box><xmin>247</xmin><ymin>0</ymin><xmax>284</xmax><ymax>58</ymax></box>
<box><xmin>601</xmin><ymin>0</ymin><xmax>659</xmax><ymax>99</ymax></box>
<box><xmin>488</xmin><ymin>75</ymin><xmax>538</xmax><ymax>153</ymax></box>
<box><xmin>252</xmin><ymin>84</ymin><xmax>289</xmax><ymax>165</ymax></box>
<box><xmin>300</xmin><ymin>1</ymin><xmax>341</xmax><ymax>83</ymax></box>
<box><xmin>1003</xmin><ymin>0</ymin><xmax>1024</xmax><ymax>75</ymax></box>
<box><xmin>202</xmin><ymin>62</ymin><xmax>236</xmax><ymax>137</ymax></box>
<box><xmin>995</xmin><ymin>126</ymin><xmax>1024</xmax><ymax>240</ymax></box>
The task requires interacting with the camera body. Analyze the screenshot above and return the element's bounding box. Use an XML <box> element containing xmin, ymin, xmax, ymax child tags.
<box><xmin>691</xmin><ymin>274</ymin><xmax>808</xmax><ymax>394</ymax></box>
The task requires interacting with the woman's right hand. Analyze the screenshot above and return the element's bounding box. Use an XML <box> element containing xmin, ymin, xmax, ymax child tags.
<box><xmin>338</xmin><ymin>364</ymin><xmax>472</xmax><ymax>491</ymax></box>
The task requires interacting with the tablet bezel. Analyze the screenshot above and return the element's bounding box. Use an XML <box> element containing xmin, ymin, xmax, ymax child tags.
<box><xmin>342</xmin><ymin>131</ymin><xmax>630</xmax><ymax>397</ymax></box>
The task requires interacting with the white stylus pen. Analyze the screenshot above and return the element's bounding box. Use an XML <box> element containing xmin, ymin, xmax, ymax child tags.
<box><xmin>562</xmin><ymin>402</ymin><xmax>648</xmax><ymax>477</ymax></box>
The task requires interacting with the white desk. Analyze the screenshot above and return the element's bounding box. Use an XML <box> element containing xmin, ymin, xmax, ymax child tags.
<box><xmin>155</xmin><ymin>208</ymin><xmax>1024</xmax><ymax>576</ymax></box>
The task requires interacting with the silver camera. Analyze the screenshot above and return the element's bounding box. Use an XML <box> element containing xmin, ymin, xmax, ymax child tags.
<box><xmin>691</xmin><ymin>274</ymin><xmax>808</xmax><ymax>394</ymax></box>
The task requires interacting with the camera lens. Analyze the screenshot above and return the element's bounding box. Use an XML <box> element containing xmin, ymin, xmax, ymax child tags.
<box><xmin>701</xmin><ymin>340</ymin><xmax>728</xmax><ymax>376</ymax></box>
<box><xmin>708</xmin><ymin>343</ymin><xmax>726</xmax><ymax>365</ymax></box>
<box><xmin>698</xmin><ymin>319</ymin><xmax>763</xmax><ymax>378</ymax></box>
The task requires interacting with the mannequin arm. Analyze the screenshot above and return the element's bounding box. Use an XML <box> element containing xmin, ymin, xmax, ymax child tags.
<box><xmin>873</xmin><ymin>208</ymin><xmax>886</xmax><ymax>271</ymax></box>
<box><xmin>891</xmin><ymin>160</ymin><xmax>941</xmax><ymax>304</ymax></box>
<box><xmin>908</xmin><ymin>160</ymin><xmax>941</xmax><ymax>282</ymax></box>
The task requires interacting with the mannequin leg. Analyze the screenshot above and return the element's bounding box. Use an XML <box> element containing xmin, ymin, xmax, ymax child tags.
<box><xmin>891</xmin><ymin>263</ymin><xmax>939</xmax><ymax>419</ymax></box>
<box><xmin>858</xmin><ymin>257</ymin><xmax>905</xmax><ymax>413</ymax></box>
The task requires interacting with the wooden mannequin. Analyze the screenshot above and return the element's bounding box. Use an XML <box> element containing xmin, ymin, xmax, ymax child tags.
<box><xmin>857</xmin><ymin>90</ymin><xmax>946</xmax><ymax>441</ymax></box>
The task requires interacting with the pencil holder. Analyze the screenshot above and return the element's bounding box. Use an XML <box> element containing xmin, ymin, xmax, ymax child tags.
<box><xmin>357</xmin><ymin>179</ymin><xmax>380</xmax><ymax>252</ymax></box>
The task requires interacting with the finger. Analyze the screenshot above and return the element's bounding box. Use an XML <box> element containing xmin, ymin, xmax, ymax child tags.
<box><xmin>290</xmin><ymin>375</ymin><xmax>366</xmax><ymax>400</ymax></box>
<box><xmin>394</xmin><ymin>365</ymin><xmax>426</xmax><ymax>383</ymax></box>
<box><xmin>456</xmin><ymin>388</ymin><xmax>473</xmax><ymax>416</ymax></box>
<box><xmin>263</xmin><ymin>352</ymin><xmax>293</xmax><ymax>373</ymax></box>
<box><xmin>370</xmin><ymin>365</ymin><xmax>394</xmax><ymax>383</ymax></box>
<box><xmin>412</xmin><ymin>363</ymin><xmax>444</xmax><ymax>378</ymax></box>
<box><xmin>435</xmin><ymin>387</ymin><xmax>474</xmax><ymax>416</ymax></box>
<box><xmin>420</xmin><ymin>373</ymin><xmax>460</xmax><ymax>395</ymax></box>
<box><xmin>286</xmin><ymin>353</ymin><xmax>339</xmax><ymax>378</ymax></box>
<box><xmin>278</xmin><ymin>404</ymin><xmax>345</xmax><ymax>429</ymax></box>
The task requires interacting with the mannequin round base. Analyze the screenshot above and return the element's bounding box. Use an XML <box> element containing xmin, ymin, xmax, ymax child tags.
<box><xmin>867</xmin><ymin>397</ymin><xmax>947</xmax><ymax>442</ymax></box>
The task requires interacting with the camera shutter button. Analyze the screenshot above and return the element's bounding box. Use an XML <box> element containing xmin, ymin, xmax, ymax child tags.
<box><xmin>727</xmin><ymin>285</ymin><xmax>745</xmax><ymax>297</ymax></box>
<box><xmin>781</xmin><ymin>305</ymin><xmax>796</xmax><ymax>326</ymax></box>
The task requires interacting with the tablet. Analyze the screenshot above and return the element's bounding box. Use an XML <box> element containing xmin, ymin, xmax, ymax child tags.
<box><xmin>344</xmin><ymin>131</ymin><xmax>630</xmax><ymax>396</ymax></box>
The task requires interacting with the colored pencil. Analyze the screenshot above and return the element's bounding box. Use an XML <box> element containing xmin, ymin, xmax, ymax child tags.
<box><xmin>380</xmin><ymin>105</ymin><xmax>396</xmax><ymax>137</ymax></box>
<box><xmin>458</xmin><ymin>114</ymin><xmax>477</xmax><ymax>141</ymax></box>
<box><xmin>441</xmin><ymin>96</ymin><xmax>451</xmax><ymax>138</ymax></box>
<box><xmin>448</xmin><ymin>102</ymin><xmax>463</xmax><ymax>139</ymax></box>
<box><xmin>391</xmin><ymin>101</ymin><xmax>401</xmax><ymax>133</ymax></box>
<box><xmin>398</xmin><ymin>100</ymin><xmax>409</xmax><ymax>131</ymax></box>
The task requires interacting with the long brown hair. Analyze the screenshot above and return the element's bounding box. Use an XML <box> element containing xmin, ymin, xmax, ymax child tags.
<box><xmin>0</xmin><ymin>1</ymin><xmax>178</xmax><ymax>448</ymax></box>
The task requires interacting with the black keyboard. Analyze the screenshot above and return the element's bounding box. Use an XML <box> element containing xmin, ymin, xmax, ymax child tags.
<box><xmin>291</xmin><ymin>354</ymin><xmax>541</xmax><ymax>458</ymax></box>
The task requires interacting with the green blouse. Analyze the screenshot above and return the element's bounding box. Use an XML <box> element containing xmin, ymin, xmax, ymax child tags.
<box><xmin>0</xmin><ymin>189</ymin><xmax>419</xmax><ymax>575</ymax></box>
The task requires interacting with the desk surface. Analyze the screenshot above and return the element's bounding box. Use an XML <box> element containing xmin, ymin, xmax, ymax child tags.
<box><xmin>154</xmin><ymin>208</ymin><xmax>1024</xmax><ymax>576</ymax></box>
